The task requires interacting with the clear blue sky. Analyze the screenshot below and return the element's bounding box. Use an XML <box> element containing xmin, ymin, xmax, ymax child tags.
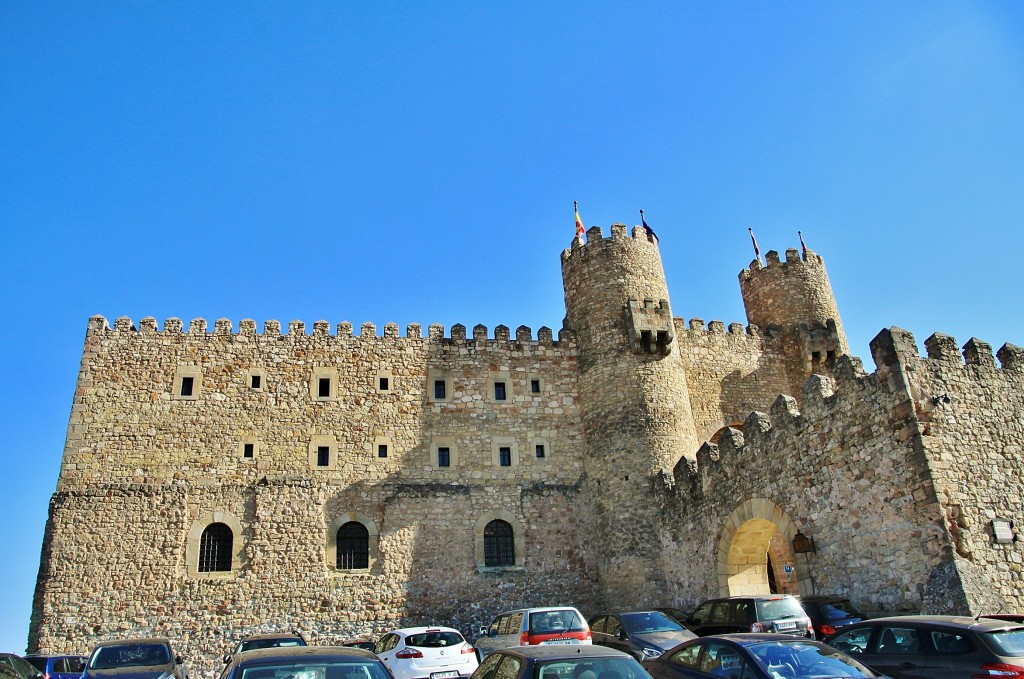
<box><xmin>3</xmin><ymin>1</ymin><xmax>1023</xmax><ymax>655</ymax></box>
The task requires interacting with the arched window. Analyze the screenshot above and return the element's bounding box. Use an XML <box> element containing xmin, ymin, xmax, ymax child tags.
<box><xmin>337</xmin><ymin>521</ymin><xmax>369</xmax><ymax>569</ymax></box>
<box><xmin>484</xmin><ymin>519</ymin><xmax>514</xmax><ymax>567</ymax></box>
<box><xmin>198</xmin><ymin>522</ymin><xmax>233</xmax><ymax>572</ymax></box>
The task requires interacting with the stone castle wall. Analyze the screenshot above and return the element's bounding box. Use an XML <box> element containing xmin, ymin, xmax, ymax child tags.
<box><xmin>31</xmin><ymin>224</ymin><xmax>1024</xmax><ymax>679</ymax></box>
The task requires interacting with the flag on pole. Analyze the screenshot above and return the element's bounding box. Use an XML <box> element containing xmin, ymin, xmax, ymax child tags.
<box><xmin>640</xmin><ymin>209</ymin><xmax>658</xmax><ymax>243</ymax></box>
<box><xmin>748</xmin><ymin>228</ymin><xmax>761</xmax><ymax>262</ymax></box>
<box><xmin>574</xmin><ymin>201</ymin><xmax>585</xmax><ymax>241</ymax></box>
<box><xmin>798</xmin><ymin>230</ymin><xmax>808</xmax><ymax>257</ymax></box>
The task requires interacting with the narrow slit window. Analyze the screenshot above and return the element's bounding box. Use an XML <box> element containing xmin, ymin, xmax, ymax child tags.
<box><xmin>317</xmin><ymin>446</ymin><xmax>330</xmax><ymax>467</ymax></box>
<box><xmin>530</xmin><ymin>379</ymin><xmax>540</xmax><ymax>393</ymax></box>
<box><xmin>250</xmin><ymin>375</ymin><xmax>261</xmax><ymax>389</ymax></box>
<box><xmin>180</xmin><ymin>376</ymin><xmax>194</xmax><ymax>397</ymax></box>
<box><xmin>378</xmin><ymin>444</ymin><xmax>388</xmax><ymax>458</ymax></box>
<box><xmin>437</xmin><ymin>447</ymin><xmax>450</xmax><ymax>467</ymax></box>
<box><xmin>434</xmin><ymin>379</ymin><xmax>446</xmax><ymax>399</ymax></box>
<box><xmin>318</xmin><ymin>377</ymin><xmax>331</xmax><ymax>398</ymax></box>
<box><xmin>494</xmin><ymin>381</ymin><xmax>507</xmax><ymax>401</ymax></box>
<box><xmin>499</xmin><ymin>446</ymin><xmax>512</xmax><ymax>467</ymax></box>
<box><xmin>535</xmin><ymin>444</ymin><xmax>545</xmax><ymax>459</ymax></box>
<box><xmin>379</xmin><ymin>377</ymin><xmax>389</xmax><ymax>391</ymax></box>
<box><xmin>243</xmin><ymin>443</ymin><xmax>254</xmax><ymax>458</ymax></box>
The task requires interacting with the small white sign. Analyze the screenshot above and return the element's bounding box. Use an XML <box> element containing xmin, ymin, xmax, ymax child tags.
<box><xmin>994</xmin><ymin>519</ymin><xmax>1015</xmax><ymax>544</ymax></box>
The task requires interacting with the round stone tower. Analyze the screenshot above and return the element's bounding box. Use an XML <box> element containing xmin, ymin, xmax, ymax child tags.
<box><xmin>561</xmin><ymin>223</ymin><xmax>699</xmax><ymax>607</ymax></box>
<box><xmin>740</xmin><ymin>246</ymin><xmax>849</xmax><ymax>353</ymax></box>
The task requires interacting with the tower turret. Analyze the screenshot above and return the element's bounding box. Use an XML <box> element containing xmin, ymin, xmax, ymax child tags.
<box><xmin>739</xmin><ymin>247</ymin><xmax>849</xmax><ymax>381</ymax></box>
<box><xmin>561</xmin><ymin>223</ymin><xmax>699</xmax><ymax>607</ymax></box>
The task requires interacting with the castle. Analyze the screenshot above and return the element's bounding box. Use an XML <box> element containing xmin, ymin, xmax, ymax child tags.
<box><xmin>31</xmin><ymin>222</ymin><xmax>1024</xmax><ymax>674</ymax></box>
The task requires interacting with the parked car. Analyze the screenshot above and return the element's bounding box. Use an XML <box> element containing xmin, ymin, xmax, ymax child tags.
<box><xmin>218</xmin><ymin>646</ymin><xmax>391</xmax><ymax>679</ymax></box>
<box><xmin>824</xmin><ymin>615</ymin><xmax>1024</xmax><ymax>679</ymax></box>
<box><xmin>683</xmin><ymin>595</ymin><xmax>814</xmax><ymax>639</ymax></box>
<box><xmin>588</xmin><ymin>611</ymin><xmax>696</xmax><ymax>661</ymax></box>
<box><xmin>223</xmin><ymin>632</ymin><xmax>307</xmax><ymax>663</ymax></box>
<box><xmin>798</xmin><ymin>595</ymin><xmax>867</xmax><ymax>637</ymax></box>
<box><xmin>24</xmin><ymin>655</ymin><xmax>87</xmax><ymax>679</ymax></box>
<box><xmin>374</xmin><ymin>626</ymin><xmax>478</xmax><ymax>679</ymax></box>
<box><xmin>653</xmin><ymin>608</ymin><xmax>691</xmax><ymax>627</ymax></box>
<box><xmin>469</xmin><ymin>645</ymin><xmax>647</xmax><ymax>679</ymax></box>
<box><xmin>645</xmin><ymin>633</ymin><xmax>885</xmax><ymax>679</ymax></box>
<box><xmin>0</xmin><ymin>655</ymin><xmax>42</xmax><ymax>679</ymax></box>
<box><xmin>343</xmin><ymin>640</ymin><xmax>378</xmax><ymax>652</ymax></box>
<box><xmin>474</xmin><ymin>607</ymin><xmax>591</xmax><ymax>661</ymax></box>
<box><xmin>83</xmin><ymin>638</ymin><xmax>187</xmax><ymax>679</ymax></box>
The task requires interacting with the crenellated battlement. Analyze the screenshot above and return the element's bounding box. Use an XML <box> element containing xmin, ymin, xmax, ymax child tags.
<box><xmin>738</xmin><ymin>247</ymin><xmax>825</xmax><ymax>282</ymax></box>
<box><xmin>560</xmin><ymin>222</ymin><xmax>660</xmax><ymax>265</ymax></box>
<box><xmin>87</xmin><ymin>315</ymin><xmax>570</xmax><ymax>345</ymax></box>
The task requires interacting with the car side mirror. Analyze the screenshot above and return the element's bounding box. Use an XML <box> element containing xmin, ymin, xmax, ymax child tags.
<box><xmin>479</xmin><ymin>627</ymin><xmax>487</xmax><ymax>637</ymax></box>
<box><xmin>223</xmin><ymin>655</ymin><xmax>231</xmax><ymax>665</ymax></box>
<box><xmin>688</xmin><ymin>618</ymin><xmax>700</xmax><ymax>625</ymax></box>
<box><xmin>618</xmin><ymin>630</ymin><xmax>628</xmax><ymax>641</ymax></box>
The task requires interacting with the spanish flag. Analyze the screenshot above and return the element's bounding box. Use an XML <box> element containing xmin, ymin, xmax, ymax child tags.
<box><xmin>574</xmin><ymin>201</ymin><xmax>585</xmax><ymax>241</ymax></box>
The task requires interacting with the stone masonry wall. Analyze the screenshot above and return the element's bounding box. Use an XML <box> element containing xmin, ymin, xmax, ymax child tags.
<box><xmin>32</xmin><ymin>316</ymin><xmax>596</xmax><ymax>677</ymax></box>
<box><xmin>904</xmin><ymin>331</ymin><xmax>1024</xmax><ymax>608</ymax></box>
<box><xmin>654</xmin><ymin>342</ymin><xmax>953</xmax><ymax>615</ymax></box>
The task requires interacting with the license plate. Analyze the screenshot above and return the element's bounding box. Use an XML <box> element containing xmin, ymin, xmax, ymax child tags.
<box><xmin>541</xmin><ymin>640</ymin><xmax>573</xmax><ymax>645</ymax></box>
<box><xmin>431</xmin><ymin>672</ymin><xmax>459</xmax><ymax>679</ymax></box>
<box><xmin>774</xmin><ymin>621</ymin><xmax>796</xmax><ymax>630</ymax></box>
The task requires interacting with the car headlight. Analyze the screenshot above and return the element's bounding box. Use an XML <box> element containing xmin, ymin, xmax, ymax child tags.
<box><xmin>641</xmin><ymin>648</ymin><xmax>662</xmax><ymax>660</ymax></box>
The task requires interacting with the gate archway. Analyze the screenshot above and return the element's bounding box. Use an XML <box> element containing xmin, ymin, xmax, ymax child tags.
<box><xmin>717</xmin><ymin>499</ymin><xmax>808</xmax><ymax>596</ymax></box>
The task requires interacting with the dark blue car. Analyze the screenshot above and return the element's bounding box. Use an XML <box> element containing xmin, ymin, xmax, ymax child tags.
<box><xmin>25</xmin><ymin>656</ymin><xmax>87</xmax><ymax>679</ymax></box>
<box><xmin>83</xmin><ymin>639</ymin><xmax>186</xmax><ymax>679</ymax></box>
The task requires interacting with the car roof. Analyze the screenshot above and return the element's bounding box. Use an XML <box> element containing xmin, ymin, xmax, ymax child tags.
<box><xmin>497</xmin><ymin>607</ymin><xmax>582</xmax><ymax>614</ymax></box>
<box><xmin>232</xmin><ymin>647</ymin><xmax>378</xmax><ymax>665</ymax></box>
<box><xmin>239</xmin><ymin>634</ymin><xmax>304</xmax><ymax>641</ymax></box>
<box><xmin>494</xmin><ymin>646</ymin><xmax>631</xmax><ymax>660</ymax></box>
<box><xmin>386</xmin><ymin>627</ymin><xmax>462</xmax><ymax>636</ymax></box>
<box><xmin>92</xmin><ymin>638</ymin><xmax>172</xmax><ymax>648</ymax></box>
<box><xmin>847</xmin><ymin>615</ymin><xmax>1024</xmax><ymax>632</ymax></box>
<box><xmin>689</xmin><ymin>634</ymin><xmax>820</xmax><ymax>645</ymax></box>
<box><xmin>797</xmin><ymin>596</ymin><xmax>850</xmax><ymax>603</ymax></box>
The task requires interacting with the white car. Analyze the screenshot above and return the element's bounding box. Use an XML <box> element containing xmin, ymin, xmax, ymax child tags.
<box><xmin>374</xmin><ymin>626</ymin><xmax>478</xmax><ymax>679</ymax></box>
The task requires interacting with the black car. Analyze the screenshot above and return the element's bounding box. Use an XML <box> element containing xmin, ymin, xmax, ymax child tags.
<box><xmin>798</xmin><ymin>596</ymin><xmax>866</xmax><ymax>637</ymax></box>
<box><xmin>83</xmin><ymin>638</ymin><xmax>187</xmax><ymax>679</ymax></box>
<box><xmin>684</xmin><ymin>596</ymin><xmax>814</xmax><ymax>638</ymax></box>
<box><xmin>825</xmin><ymin>615</ymin><xmax>1024</xmax><ymax>679</ymax></box>
<box><xmin>218</xmin><ymin>646</ymin><xmax>392</xmax><ymax>679</ymax></box>
<box><xmin>588</xmin><ymin>611</ymin><xmax>696</xmax><ymax>661</ymax></box>
<box><xmin>645</xmin><ymin>633</ymin><xmax>885</xmax><ymax>679</ymax></box>
<box><xmin>223</xmin><ymin>633</ymin><xmax>307</xmax><ymax>664</ymax></box>
<box><xmin>0</xmin><ymin>655</ymin><xmax>42</xmax><ymax>679</ymax></box>
<box><xmin>469</xmin><ymin>645</ymin><xmax>648</xmax><ymax>679</ymax></box>
<box><xmin>654</xmin><ymin>608</ymin><xmax>692</xmax><ymax>627</ymax></box>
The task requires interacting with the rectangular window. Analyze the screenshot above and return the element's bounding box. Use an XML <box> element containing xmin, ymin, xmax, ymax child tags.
<box><xmin>243</xmin><ymin>443</ymin><xmax>254</xmax><ymax>458</ymax></box>
<box><xmin>379</xmin><ymin>377</ymin><xmax>389</xmax><ymax>391</ymax></box>
<box><xmin>530</xmin><ymin>379</ymin><xmax>540</xmax><ymax>393</ymax></box>
<box><xmin>437</xmin><ymin>447</ymin><xmax>450</xmax><ymax>467</ymax></box>
<box><xmin>317</xmin><ymin>446</ymin><xmax>330</xmax><ymax>467</ymax></box>
<box><xmin>318</xmin><ymin>377</ymin><xmax>331</xmax><ymax>398</ymax></box>
<box><xmin>378</xmin><ymin>444</ymin><xmax>388</xmax><ymax>458</ymax></box>
<box><xmin>250</xmin><ymin>375</ymin><xmax>261</xmax><ymax>389</ymax></box>
<box><xmin>180</xmin><ymin>376</ymin><xmax>194</xmax><ymax>397</ymax></box>
<box><xmin>494</xmin><ymin>381</ymin><xmax>507</xmax><ymax>401</ymax></box>
<box><xmin>535</xmin><ymin>444</ymin><xmax>545</xmax><ymax>459</ymax></box>
<box><xmin>499</xmin><ymin>446</ymin><xmax>512</xmax><ymax>467</ymax></box>
<box><xmin>434</xmin><ymin>379</ymin><xmax>446</xmax><ymax>399</ymax></box>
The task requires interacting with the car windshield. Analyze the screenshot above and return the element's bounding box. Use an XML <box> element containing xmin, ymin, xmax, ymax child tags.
<box><xmin>405</xmin><ymin>632</ymin><xmax>465</xmax><ymax>648</ymax></box>
<box><xmin>239</xmin><ymin>639</ymin><xmax>305</xmax><ymax>653</ymax></box>
<box><xmin>6</xmin><ymin>656</ymin><xmax>40</xmax><ymax>679</ymax></box>
<box><xmin>748</xmin><ymin>641</ymin><xmax>874</xmax><ymax>678</ymax></box>
<box><xmin>817</xmin><ymin>601</ymin><xmax>862</xmax><ymax>621</ymax></box>
<box><xmin>535</xmin><ymin>656</ymin><xmax>648</xmax><ymax>679</ymax></box>
<box><xmin>984</xmin><ymin>629</ymin><xmax>1024</xmax><ymax>657</ymax></box>
<box><xmin>619</xmin><ymin>612</ymin><xmax>684</xmax><ymax>634</ymax></box>
<box><xmin>529</xmin><ymin>611</ymin><xmax>586</xmax><ymax>634</ymax></box>
<box><xmin>239</xmin><ymin>661</ymin><xmax>390</xmax><ymax>679</ymax></box>
<box><xmin>754</xmin><ymin>598</ymin><xmax>806</xmax><ymax>622</ymax></box>
<box><xmin>23</xmin><ymin>659</ymin><xmax>46</xmax><ymax>673</ymax></box>
<box><xmin>90</xmin><ymin>644</ymin><xmax>170</xmax><ymax>669</ymax></box>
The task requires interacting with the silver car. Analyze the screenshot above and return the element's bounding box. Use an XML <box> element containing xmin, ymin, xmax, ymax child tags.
<box><xmin>475</xmin><ymin>607</ymin><xmax>591</xmax><ymax>661</ymax></box>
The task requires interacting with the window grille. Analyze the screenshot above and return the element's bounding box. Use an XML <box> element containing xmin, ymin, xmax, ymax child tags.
<box><xmin>434</xmin><ymin>380</ymin><xmax>446</xmax><ymax>399</ymax></box>
<box><xmin>337</xmin><ymin>521</ymin><xmax>369</xmax><ymax>569</ymax></box>
<box><xmin>438</xmin><ymin>447</ymin><xmax>450</xmax><ymax>467</ymax></box>
<box><xmin>198</xmin><ymin>522</ymin><xmax>233</xmax><ymax>572</ymax></box>
<box><xmin>499</xmin><ymin>446</ymin><xmax>512</xmax><ymax>466</ymax></box>
<box><xmin>484</xmin><ymin>519</ymin><xmax>514</xmax><ymax>567</ymax></box>
<box><xmin>494</xmin><ymin>381</ymin><xmax>506</xmax><ymax>401</ymax></box>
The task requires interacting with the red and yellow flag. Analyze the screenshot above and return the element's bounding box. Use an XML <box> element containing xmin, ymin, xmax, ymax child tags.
<box><xmin>574</xmin><ymin>201</ymin><xmax>585</xmax><ymax>241</ymax></box>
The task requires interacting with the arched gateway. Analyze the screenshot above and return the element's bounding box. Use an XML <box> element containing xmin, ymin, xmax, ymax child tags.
<box><xmin>717</xmin><ymin>499</ymin><xmax>808</xmax><ymax>596</ymax></box>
